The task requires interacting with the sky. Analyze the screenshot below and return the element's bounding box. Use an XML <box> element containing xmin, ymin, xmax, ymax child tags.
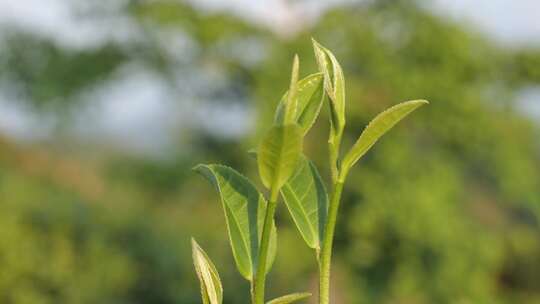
<box><xmin>0</xmin><ymin>0</ymin><xmax>539</xmax><ymax>154</ymax></box>
<box><xmin>1</xmin><ymin>0</ymin><xmax>539</xmax><ymax>52</ymax></box>
<box><xmin>189</xmin><ymin>0</ymin><xmax>540</xmax><ymax>47</ymax></box>
<box><xmin>429</xmin><ymin>0</ymin><xmax>540</xmax><ymax>47</ymax></box>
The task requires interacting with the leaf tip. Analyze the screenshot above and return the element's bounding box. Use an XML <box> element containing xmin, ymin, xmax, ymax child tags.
<box><xmin>291</xmin><ymin>54</ymin><xmax>300</xmax><ymax>88</ymax></box>
<box><xmin>191</xmin><ymin>237</ymin><xmax>204</xmax><ymax>255</ymax></box>
<box><xmin>193</xmin><ymin>164</ymin><xmax>221</xmax><ymax>189</ymax></box>
<box><xmin>311</xmin><ymin>37</ymin><xmax>321</xmax><ymax>48</ymax></box>
<box><xmin>406</xmin><ymin>99</ymin><xmax>429</xmax><ymax>106</ymax></box>
<box><xmin>192</xmin><ymin>163</ymin><xmax>206</xmax><ymax>172</ymax></box>
<box><xmin>415</xmin><ymin>99</ymin><xmax>429</xmax><ymax>105</ymax></box>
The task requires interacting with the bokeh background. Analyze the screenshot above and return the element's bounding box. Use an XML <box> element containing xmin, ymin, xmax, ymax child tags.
<box><xmin>1</xmin><ymin>0</ymin><xmax>540</xmax><ymax>303</ymax></box>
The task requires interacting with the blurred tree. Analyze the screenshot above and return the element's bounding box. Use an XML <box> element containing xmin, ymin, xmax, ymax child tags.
<box><xmin>0</xmin><ymin>153</ymin><xmax>196</xmax><ymax>304</ymax></box>
<box><xmin>0</xmin><ymin>0</ymin><xmax>539</xmax><ymax>303</ymax></box>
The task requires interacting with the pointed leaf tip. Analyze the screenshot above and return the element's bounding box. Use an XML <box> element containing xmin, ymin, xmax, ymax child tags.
<box><xmin>284</xmin><ymin>55</ymin><xmax>300</xmax><ymax>124</ymax></box>
<box><xmin>311</xmin><ymin>37</ymin><xmax>322</xmax><ymax>48</ymax></box>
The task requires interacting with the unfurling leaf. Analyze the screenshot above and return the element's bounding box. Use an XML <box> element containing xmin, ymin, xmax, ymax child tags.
<box><xmin>258</xmin><ymin>124</ymin><xmax>303</xmax><ymax>194</ymax></box>
<box><xmin>194</xmin><ymin>165</ymin><xmax>277</xmax><ymax>281</ymax></box>
<box><xmin>267</xmin><ymin>292</ymin><xmax>312</xmax><ymax>304</ymax></box>
<box><xmin>281</xmin><ymin>155</ymin><xmax>328</xmax><ymax>251</ymax></box>
<box><xmin>192</xmin><ymin>238</ymin><xmax>223</xmax><ymax>304</ymax></box>
<box><xmin>341</xmin><ymin>100</ymin><xmax>429</xmax><ymax>176</ymax></box>
<box><xmin>312</xmin><ymin>39</ymin><xmax>346</xmax><ymax>140</ymax></box>
<box><xmin>274</xmin><ymin>73</ymin><xmax>325</xmax><ymax>135</ymax></box>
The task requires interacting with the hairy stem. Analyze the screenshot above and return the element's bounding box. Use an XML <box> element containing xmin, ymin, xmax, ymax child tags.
<box><xmin>253</xmin><ymin>190</ymin><xmax>279</xmax><ymax>304</ymax></box>
<box><xmin>319</xmin><ymin>180</ymin><xmax>344</xmax><ymax>304</ymax></box>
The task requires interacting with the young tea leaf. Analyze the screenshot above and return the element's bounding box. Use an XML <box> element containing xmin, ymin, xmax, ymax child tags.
<box><xmin>281</xmin><ymin>155</ymin><xmax>328</xmax><ymax>251</ymax></box>
<box><xmin>274</xmin><ymin>73</ymin><xmax>325</xmax><ymax>135</ymax></box>
<box><xmin>312</xmin><ymin>39</ymin><xmax>346</xmax><ymax>139</ymax></box>
<box><xmin>267</xmin><ymin>292</ymin><xmax>312</xmax><ymax>304</ymax></box>
<box><xmin>284</xmin><ymin>54</ymin><xmax>300</xmax><ymax>124</ymax></box>
<box><xmin>341</xmin><ymin>100</ymin><xmax>429</xmax><ymax>176</ymax></box>
<box><xmin>192</xmin><ymin>238</ymin><xmax>223</xmax><ymax>304</ymax></box>
<box><xmin>258</xmin><ymin>124</ymin><xmax>303</xmax><ymax>194</ymax></box>
<box><xmin>194</xmin><ymin>164</ymin><xmax>277</xmax><ymax>281</ymax></box>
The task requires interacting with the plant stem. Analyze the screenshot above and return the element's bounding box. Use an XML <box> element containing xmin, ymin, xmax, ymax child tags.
<box><xmin>319</xmin><ymin>180</ymin><xmax>344</xmax><ymax>304</ymax></box>
<box><xmin>253</xmin><ymin>190</ymin><xmax>279</xmax><ymax>304</ymax></box>
<box><xmin>328</xmin><ymin>133</ymin><xmax>342</xmax><ymax>184</ymax></box>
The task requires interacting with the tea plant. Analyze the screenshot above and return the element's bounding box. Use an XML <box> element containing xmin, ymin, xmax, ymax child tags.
<box><xmin>192</xmin><ymin>39</ymin><xmax>428</xmax><ymax>304</ymax></box>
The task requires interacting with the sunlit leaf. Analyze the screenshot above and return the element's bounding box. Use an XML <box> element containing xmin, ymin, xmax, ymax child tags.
<box><xmin>281</xmin><ymin>155</ymin><xmax>328</xmax><ymax>250</ymax></box>
<box><xmin>194</xmin><ymin>164</ymin><xmax>277</xmax><ymax>281</ymax></box>
<box><xmin>258</xmin><ymin>124</ymin><xmax>303</xmax><ymax>193</ymax></box>
<box><xmin>274</xmin><ymin>73</ymin><xmax>325</xmax><ymax>135</ymax></box>
<box><xmin>312</xmin><ymin>39</ymin><xmax>346</xmax><ymax>140</ymax></box>
<box><xmin>267</xmin><ymin>292</ymin><xmax>312</xmax><ymax>304</ymax></box>
<box><xmin>283</xmin><ymin>54</ymin><xmax>300</xmax><ymax>124</ymax></box>
<box><xmin>192</xmin><ymin>238</ymin><xmax>223</xmax><ymax>304</ymax></box>
<box><xmin>341</xmin><ymin>100</ymin><xmax>429</xmax><ymax>175</ymax></box>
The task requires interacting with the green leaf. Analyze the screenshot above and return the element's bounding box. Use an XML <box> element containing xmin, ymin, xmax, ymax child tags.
<box><xmin>281</xmin><ymin>155</ymin><xmax>328</xmax><ymax>250</ymax></box>
<box><xmin>341</xmin><ymin>100</ymin><xmax>429</xmax><ymax>176</ymax></box>
<box><xmin>194</xmin><ymin>165</ymin><xmax>277</xmax><ymax>281</ymax></box>
<box><xmin>283</xmin><ymin>54</ymin><xmax>300</xmax><ymax>124</ymax></box>
<box><xmin>267</xmin><ymin>292</ymin><xmax>312</xmax><ymax>304</ymax></box>
<box><xmin>274</xmin><ymin>73</ymin><xmax>325</xmax><ymax>135</ymax></box>
<box><xmin>258</xmin><ymin>124</ymin><xmax>303</xmax><ymax>194</ymax></box>
<box><xmin>192</xmin><ymin>238</ymin><xmax>223</xmax><ymax>304</ymax></box>
<box><xmin>312</xmin><ymin>39</ymin><xmax>346</xmax><ymax>139</ymax></box>
<box><xmin>249</xmin><ymin>153</ymin><xmax>328</xmax><ymax>248</ymax></box>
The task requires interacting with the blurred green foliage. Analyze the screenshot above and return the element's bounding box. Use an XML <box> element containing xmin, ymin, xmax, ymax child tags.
<box><xmin>1</xmin><ymin>0</ymin><xmax>540</xmax><ymax>303</ymax></box>
<box><xmin>0</xmin><ymin>158</ymin><xmax>196</xmax><ymax>303</ymax></box>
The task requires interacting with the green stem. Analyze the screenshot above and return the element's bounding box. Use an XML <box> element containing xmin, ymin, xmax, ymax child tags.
<box><xmin>319</xmin><ymin>180</ymin><xmax>344</xmax><ymax>304</ymax></box>
<box><xmin>328</xmin><ymin>131</ymin><xmax>343</xmax><ymax>184</ymax></box>
<box><xmin>253</xmin><ymin>190</ymin><xmax>279</xmax><ymax>304</ymax></box>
